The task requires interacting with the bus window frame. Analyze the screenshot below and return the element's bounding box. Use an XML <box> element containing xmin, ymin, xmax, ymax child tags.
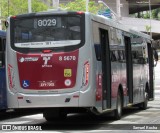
<box><xmin>10</xmin><ymin>13</ymin><xmax>85</xmax><ymax>53</ymax></box>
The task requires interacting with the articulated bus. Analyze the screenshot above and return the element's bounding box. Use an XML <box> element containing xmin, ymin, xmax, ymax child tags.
<box><xmin>5</xmin><ymin>10</ymin><xmax>158</xmax><ymax>121</ymax></box>
<box><xmin>0</xmin><ymin>30</ymin><xmax>7</xmax><ymax>111</ymax></box>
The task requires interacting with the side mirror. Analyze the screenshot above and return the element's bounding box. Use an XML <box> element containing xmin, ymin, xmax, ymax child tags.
<box><xmin>5</xmin><ymin>20</ymin><xmax>9</xmax><ymax>28</ymax></box>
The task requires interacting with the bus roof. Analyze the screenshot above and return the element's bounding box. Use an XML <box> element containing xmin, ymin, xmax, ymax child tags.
<box><xmin>89</xmin><ymin>13</ymin><xmax>151</xmax><ymax>41</ymax></box>
<box><xmin>0</xmin><ymin>30</ymin><xmax>6</xmax><ymax>37</ymax></box>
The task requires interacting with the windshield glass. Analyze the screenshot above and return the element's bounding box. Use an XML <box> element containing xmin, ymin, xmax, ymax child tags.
<box><xmin>13</xmin><ymin>16</ymin><xmax>82</xmax><ymax>48</ymax></box>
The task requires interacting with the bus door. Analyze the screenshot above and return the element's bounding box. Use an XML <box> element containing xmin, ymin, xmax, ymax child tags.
<box><xmin>0</xmin><ymin>36</ymin><xmax>6</xmax><ymax>109</ymax></box>
<box><xmin>100</xmin><ymin>29</ymin><xmax>111</xmax><ymax>110</ymax></box>
<box><xmin>147</xmin><ymin>43</ymin><xmax>154</xmax><ymax>100</ymax></box>
<box><xmin>124</xmin><ymin>36</ymin><xmax>133</xmax><ymax>104</ymax></box>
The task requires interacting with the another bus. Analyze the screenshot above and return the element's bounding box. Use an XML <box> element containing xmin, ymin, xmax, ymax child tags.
<box><xmin>0</xmin><ymin>30</ymin><xmax>7</xmax><ymax>111</ymax></box>
<box><xmin>5</xmin><ymin>10</ymin><xmax>158</xmax><ymax>121</ymax></box>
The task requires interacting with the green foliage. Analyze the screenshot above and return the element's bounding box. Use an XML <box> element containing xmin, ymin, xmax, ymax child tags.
<box><xmin>135</xmin><ymin>8</ymin><xmax>160</xmax><ymax>20</ymax></box>
<box><xmin>60</xmin><ymin>0</ymin><xmax>102</xmax><ymax>14</ymax></box>
<box><xmin>32</xmin><ymin>0</ymin><xmax>48</xmax><ymax>13</ymax></box>
<box><xmin>143</xmin><ymin>11</ymin><xmax>150</xmax><ymax>19</ymax></box>
<box><xmin>145</xmin><ymin>25</ymin><xmax>151</xmax><ymax>33</ymax></box>
<box><xmin>1</xmin><ymin>0</ymin><xmax>48</xmax><ymax>19</ymax></box>
<box><xmin>158</xmin><ymin>12</ymin><xmax>160</xmax><ymax>20</ymax></box>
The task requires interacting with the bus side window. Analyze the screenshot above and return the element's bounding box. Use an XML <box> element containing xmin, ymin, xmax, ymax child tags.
<box><xmin>114</xmin><ymin>50</ymin><xmax>119</xmax><ymax>62</ymax></box>
<box><xmin>122</xmin><ymin>50</ymin><xmax>126</xmax><ymax>60</ymax></box>
<box><xmin>119</xmin><ymin>50</ymin><xmax>124</xmax><ymax>62</ymax></box>
<box><xmin>132</xmin><ymin>51</ymin><xmax>137</xmax><ymax>64</ymax></box>
<box><xmin>110</xmin><ymin>50</ymin><xmax>116</xmax><ymax>62</ymax></box>
<box><xmin>94</xmin><ymin>44</ymin><xmax>101</xmax><ymax>61</ymax></box>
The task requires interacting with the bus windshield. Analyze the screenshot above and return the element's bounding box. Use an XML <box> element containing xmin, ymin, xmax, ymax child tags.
<box><xmin>12</xmin><ymin>16</ymin><xmax>82</xmax><ymax>48</ymax></box>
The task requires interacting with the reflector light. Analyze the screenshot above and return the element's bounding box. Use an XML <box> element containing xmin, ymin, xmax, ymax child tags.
<box><xmin>77</xmin><ymin>11</ymin><xmax>84</xmax><ymax>15</ymax></box>
<box><xmin>18</xmin><ymin>97</ymin><xmax>23</xmax><ymax>99</ymax></box>
<box><xmin>11</xmin><ymin>16</ymin><xmax>17</xmax><ymax>19</ymax></box>
<box><xmin>73</xmin><ymin>95</ymin><xmax>79</xmax><ymax>98</ymax></box>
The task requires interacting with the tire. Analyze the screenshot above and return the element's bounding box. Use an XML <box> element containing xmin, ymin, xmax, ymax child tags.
<box><xmin>44</xmin><ymin>114</ymin><xmax>67</xmax><ymax>122</ymax></box>
<box><xmin>113</xmin><ymin>91</ymin><xmax>123</xmax><ymax>120</ymax></box>
<box><xmin>43</xmin><ymin>110</ymin><xmax>67</xmax><ymax>122</ymax></box>
<box><xmin>140</xmin><ymin>92</ymin><xmax>148</xmax><ymax>110</ymax></box>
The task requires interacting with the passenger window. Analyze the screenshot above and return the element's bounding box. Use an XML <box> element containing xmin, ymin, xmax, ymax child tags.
<box><xmin>94</xmin><ymin>44</ymin><xmax>101</xmax><ymax>61</ymax></box>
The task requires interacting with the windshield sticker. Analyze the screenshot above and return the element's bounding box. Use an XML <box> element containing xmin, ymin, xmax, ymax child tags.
<box><xmin>64</xmin><ymin>79</ymin><xmax>72</xmax><ymax>87</ymax></box>
<box><xmin>64</xmin><ymin>69</ymin><xmax>72</xmax><ymax>77</ymax></box>
<box><xmin>22</xmin><ymin>80</ymin><xmax>30</xmax><ymax>88</ymax></box>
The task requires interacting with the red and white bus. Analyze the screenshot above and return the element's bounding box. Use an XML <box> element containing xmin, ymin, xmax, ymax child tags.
<box><xmin>5</xmin><ymin>10</ymin><xmax>158</xmax><ymax>121</ymax></box>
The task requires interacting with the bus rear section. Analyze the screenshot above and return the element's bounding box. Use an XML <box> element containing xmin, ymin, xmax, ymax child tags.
<box><xmin>6</xmin><ymin>11</ymin><xmax>96</xmax><ymax>113</ymax></box>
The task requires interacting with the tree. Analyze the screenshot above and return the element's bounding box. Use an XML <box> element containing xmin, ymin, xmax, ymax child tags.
<box><xmin>60</xmin><ymin>0</ymin><xmax>102</xmax><ymax>14</ymax></box>
<box><xmin>134</xmin><ymin>8</ymin><xmax>160</xmax><ymax>20</ymax></box>
<box><xmin>145</xmin><ymin>25</ymin><xmax>151</xmax><ymax>35</ymax></box>
<box><xmin>1</xmin><ymin>0</ymin><xmax>48</xmax><ymax>19</ymax></box>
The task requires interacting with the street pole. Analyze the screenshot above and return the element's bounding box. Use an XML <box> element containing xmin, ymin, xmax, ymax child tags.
<box><xmin>28</xmin><ymin>0</ymin><xmax>32</xmax><ymax>13</ymax></box>
<box><xmin>8</xmin><ymin>0</ymin><xmax>9</xmax><ymax>16</ymax></box>
<box><xmin>116</xmin><ymin>0</ymin><xmax>121</xmax><ymax>18</ymax></box>
<box><xmin>0</xmin><ymin>0</ymin><xmax>1</xmax><ymax>30</ymax></box>
<box><xmin>52</xmin><ymin>0</ymin><xmax>59</xmax><ymax>8</ymax></box>
<box><xmin>86</xmin><ymin>0</ymin><xmax>89</xmax><ymax>12</ymax></box>
<box><xmin>149</xmin><ymin>0</ymin><xmax>152</xmax><ymax>38</ymax></box>
<box><xmin>0</xmin><ymin>0</ymin><xmax>2</xmax><ymax>17</ymax></box>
